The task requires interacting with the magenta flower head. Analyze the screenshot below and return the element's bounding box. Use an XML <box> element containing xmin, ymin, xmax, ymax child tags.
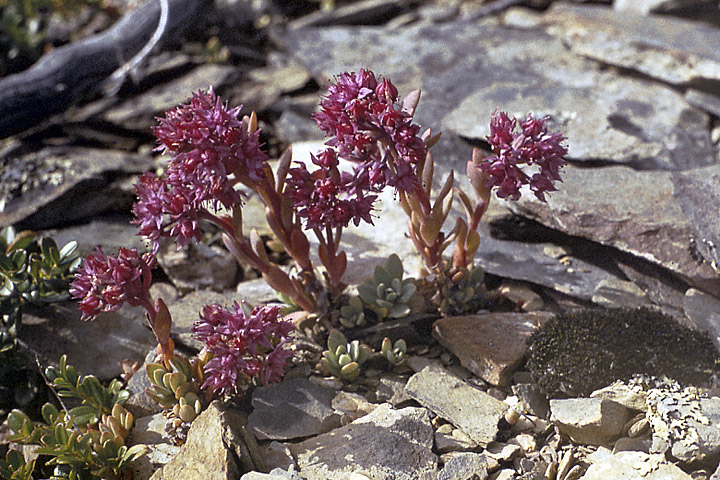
<box><xmin>193</xmin><ymin>302</ymin><xmax>294</xmax><ymax>395</ymax></box>
<box><xmin>478</xmin><ymin>110</ymin><xmax>568</xmax><ymax>201</ymax></box>
<box><xmin>133</xmin><ymin>89</ymin><xmax>269</xmax><ymax>248</ymax></box>
<box><xmin>70</xmin><ymin>247</ymin><xmax>155</xmax><ymax>320</ymax></box>
<box><xmin>313</xmin><ymin>69</ymin><xmax>427</xmax><ymax>170</ymax></box>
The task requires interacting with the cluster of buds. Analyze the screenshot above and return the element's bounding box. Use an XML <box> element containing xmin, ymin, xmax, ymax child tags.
<box><xmin>69</xmin><ymin>247</ymin><xmax>174</xmax><ymax>362</ymax></box>
<box><xmin>146</xmin><ymin>355</ymin><xmax>204</xmax><ymax>422</ymax></box>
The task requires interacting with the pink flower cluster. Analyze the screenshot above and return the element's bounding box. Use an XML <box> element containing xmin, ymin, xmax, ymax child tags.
<box><xmin>133</xmin><ymin>89</ymin><xmax>267</xmax><ymax>248</ymax></box>
<box><xmin>479</xmin><ymin>110</ymin><xmax>567</xmax><ymax>201</ymax></box>
<box><xmin>285</xmin><ymin>148</ymin><xmax>385</xmax><ymax>230</ymax></box>
<box><xmin>70</xmin><ymin>247</ymin><xmax>155</xmax><ymax>320</ymax></box>
<box><xmin>193</xmin><ymin>303</ymin><xmax>294</xmax><ymax>395</ymax></box>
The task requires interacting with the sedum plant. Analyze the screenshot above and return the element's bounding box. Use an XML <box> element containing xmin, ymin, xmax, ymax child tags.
<box><xmin>146</xmin><ymin>355</ymin><xmax>203</xmax><ymax>422</ymax></box>
<box><xmin>320</xmin><ymin>329</ymin><xmax>370</xmax><ymax>380</ymax></box>
<box><xmin>357</xmin><ymin>254</ymin><xmax>416</xmax><ymax>320</ymax></box>
<box><xmin>381</xmin><ymin>337</ymin><xmax>406</xmax><ymax>367</ymax></box>
<box><xmin>338</xmin><ymin>296</ymin><xmax>366</xmax><ymax>328</ymax></box>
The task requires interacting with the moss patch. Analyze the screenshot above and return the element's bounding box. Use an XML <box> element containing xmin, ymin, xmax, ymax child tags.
<box><xmin>526</xmin><ymin>307</ymin><xmax>720</xmax><ymax>398</ymax></box>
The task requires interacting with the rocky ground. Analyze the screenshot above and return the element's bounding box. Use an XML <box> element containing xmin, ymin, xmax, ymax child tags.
<box><xmin>4</xmin><ymin>0</ymin><xmax>720</xmax><ymax>479</ymax></box>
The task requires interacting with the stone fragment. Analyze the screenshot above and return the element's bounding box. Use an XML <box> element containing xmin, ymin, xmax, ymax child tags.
<box><xmin>432</xmin><ymin>312</ymin><xmax>551</xmax><ymax>386</ymax></box>
<box><xmin>581</xmin><ymin>450</ymin><xmax>692</xmax><ymax>480</ymax></box>
<box><xmin>508</xmin><ymin>165</ymin><xmax>720</xmax><ymax>294</ymax></box>
<box><xmin>549</xmin><ymin>398</ymin><xmax>631</xmax><ymax>445</ymax></box>
<box><xmin>485</xmin><ymin>442</ymin><xmax>522</xmax><ymax>463</ymax></box>
<box><xmin>493</xmin><ymin>470</ymin><xmax>516</xmax><ymax>480</ymax></box>
<box><xmin>241</xmin><ymin>468</ymin><xmax>301</xmax><ymax>480</ymax></box>
<box><xmin>511</xmin><ymin>383</ymin><xmax>550</xmax><ymax>419</ymax></box>
<box><xmin>128</xmin><ymin>413</ymin><xmax>180</xmax><ymax>480</ymax></box>
<box><xmin>149</xmin><ymin>402</ymin><xmax>240</xmax><ymax>480</ymax></box>
<box><xmin>290</xmin><ymin>404</ymin><xmax>437</xmax><ymax>480</ymax></box>
<box><xmin>20</xmin><ymin>302</ymin><xmax>157</xmax><ymax>380</ymax></box>
<box><xmin>591</xmin><ymin>382</ymin><xmax>648</xmax><ymax>412</ymax></box>
<box><xmin>544</xmin><ymin>2</ymin><xmax>720</xmax><ymax>86</ymax></box>
<box><xmin>437</xmin><ymin>452</ymin><xmax>489</xmax><ymax>480</ymax></box>
<box><xmin>46</xmin><ymin>216</ymin><xmax>148</xmax><ymax>258</ymax></box>
<box><xmin>376</xmin><ymin>374</ymin><xmax>413</xmax><ymax>406</ymax></box>
<box><xmin>434</xmin><ymin>424</ymin><xmax>478</xmax><ymax>453</ymax></box>
<box><xmin>248</xmin><ymin>377</ymin><xmax>341</xmax><ymax>441</ymax></box>
<box><xmin>510</xmin><ymin>434</ymin><xmax>537</xmax><ymax>454</ymax></box>
<box><xmin>405</xmin><ymin>366</ymin><xmax>507</xmax><ymax>446</ymax></box>
<box><xmin>0</xmin><ymin>147</ymin><xmax>152</xmax><ymax>229</ymax></box>
<box><xmin>258</xmin><ymin>442</ymin><xmax>295</xmax><ymax>473</ymax></box>
<box><xmin>157</xmin><ymin>240</ymin><xmax>238</xmax><ymax>294</ymax></box>
<box><xmin>712</xmin><ymin>461</ymin><xmax>720</xmax><ymax>480</ymax></box>
<box><xmin>683</xmin><ymin>288</ymin><xmax>720</xmax><ymax>351</ymax></box>
<box><xmin>102</xmin><ymin>64</ymin><xmax>237</xmax><ymax>130</ymax></box>
<box><xmin>613</xmin><ymin>436</ymin><xmax>652</xmax><ymax>454</ymax></box>
<box><xmin>331</xmin><ymin>391</ymin><xmax>377</xmax><ymax>423</ymax></box>
<box><xmin>591</xmin><ymin>278</ymin><xmax>650</xmax><ymax>308</ymax></box>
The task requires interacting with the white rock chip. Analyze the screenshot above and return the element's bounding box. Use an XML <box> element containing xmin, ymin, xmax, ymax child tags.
<box><xmin>550</xmin><ymin>398</ymin><xmax>631</xmax><ymax>445</ymax></box>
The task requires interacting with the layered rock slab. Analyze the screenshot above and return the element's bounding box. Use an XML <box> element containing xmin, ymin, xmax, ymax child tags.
<box><xmin>289</xmin><ymin>403</ymin><xmax>437</xmax><ymax>480</ymax></box>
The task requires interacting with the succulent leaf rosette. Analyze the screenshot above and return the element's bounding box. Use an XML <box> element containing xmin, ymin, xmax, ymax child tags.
<box><xmin>357</xmin><ymin>254</ymin><xmax>417</xmax><ymax>319</ymax></box>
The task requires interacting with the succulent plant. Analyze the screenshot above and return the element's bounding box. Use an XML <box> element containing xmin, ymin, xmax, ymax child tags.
<box><xmin>433</xmin><ymin>266</ymin><xmax>486</xmax><ymax>316</ymax></box>
<box><xmin>320</xmin><ymin>329</ymin><xmax>370</xmax><ymax>380</ymax></box>
<box><xmin>381</xmin><ymin>337</ymin><xmax>407</xmax><ymax>367</ymax></box>
<box><xmin>339</xmin><ymin>296</ymin><xmax>367</xmax><ymax>328</ymax></box>
<box><xmin>146</xmin><ymin>355</ymin><xmax>203</xmax><ymax>423</ymax></box>
<box><xmin>357</xmin><ymin>254</ymin><xmax>417</xmax><ymax>319</ymax></box>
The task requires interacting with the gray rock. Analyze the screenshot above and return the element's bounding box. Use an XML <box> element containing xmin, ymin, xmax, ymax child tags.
<box><xmin>549</xmin><ymin>398</ymin><xmax>631</xmax><ymax>445</ymax></box>
<box><xmin>672</xmin><ymin>164</ymin><xmax>720</xmax><ymax>289</ymax></box>
<box><xmin>102</xmin><ymin>64</ymin><xmax>238</xmax><ymax>131</ymax></box>
<box><xmin>582</xmin><ymin>449</ymin><xmax>692</xmax><ymax>479</ymax></box>
<box><xmin>444</xmin><ymin>75</ymin><xmax>712</xmax><ymax>170</ymax></box>
<box><xmin>590</xmin><ymin>382</ymin><xmax>648</xmax><ymax>412</ymax></box>
<box><xmin>46</xmin><ymin>216</ymin><xmax>148</xmax><ymax>258</ymax></box>
<box><xmin>712</xmin><ymin>461</ymin><xmax>720</xmax><ymax>480</ymax></box>
<box><xmin>258</xmin><ymin>442</ymin><xmax>296</xmax><ymax>473</ymax></box>
<box><xmin>20</xmin><ymin>302</ymin><xmax>157</xmax><ymax>380</ymax></box>
<box><xmin>591</xmin><ymin>278</ymin><xmax>651</xmax><ymax>308</ymax></box>
<box><xmin>438</xmin><ymin>452</ymin><xmax>489</xmax><ymax>480</ymax></box>
<box><xmin>544</xmin><ymin>2</ymin><xmax>720</xmax><ymax>87</ymax></box>
<box><xmin>613</xmin><ymin>0</ymin><xmax>710</xmax><ymax>14</ymax></box>
<box><xmin>434</xmin><ymin>423</ymin><xmax>479</xmax><ymax>454</ymax></box>
<box><xmin>405</xmin><ymin>366</ymin><xmax>507</xmax><ymax>446</ymax></box>
<box><xmin>149</xmin><ymin>402</ymin><xmax>240</xmax><ymax>480</ymax></box>
<box><xmin>290</xmin><ymin>404</ymin><xmax>438</xmax><ymax>480</ymax></box>
<box><xmin>376</xmin><ymin>374</ymin><xmax>413</xmax><ymax>406</ymax></box>
<box><xmin>432</xmin><ymin>312</ymin><xmax>551</xmax><ymax>386</ymax></box>
<box><xmin>613</xmin><ymin>436</ymin><xmax>652</xmax><ymax>454</ymax></box>
<box><xmin>128</xmin><ymin>413</ymin><xmax>180</xmax><ymax>480</ymax></box>
<box><xmin>0</xmin><ymin>146</ymin><xmax>152</xmax><ymax>229</ymax></box>
<box><xmin>507</xmin><ymin>164</ymin><xmax>720</xmax><ymax>295</ymax></box>
<box><xmin>248</xmin><ymin>377</ymin><xmax>341</xmax><ymax>441</ymax></box>
<box><xmin>512</xmin><ymin>383</ymin><xmax>550</xmax><ymax>419</ymax></box>
<box><xmin>156</xmin><ymin>240</ymin><xmax>238</xmax><ymax>294</ymax></box>
<box><xmin>241</xmin><ymin>468</ymin><xmax>301</xmax><ymax>480</ymax></box>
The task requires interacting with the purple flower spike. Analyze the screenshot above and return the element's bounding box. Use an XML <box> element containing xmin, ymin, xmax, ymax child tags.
<box><xmin>70</xmin><ymin>247</ymin><xmax>155</xmax><ymax>320</ymax></box>
<box><xmin>479</xmin><ymin>109</ymin><xmax>568</xmax><ymax>201</ymax></box>
<box><xmin>193</xmin><ymin>302</ymin><xmax>294</xmax><ymax>396</ymax></box>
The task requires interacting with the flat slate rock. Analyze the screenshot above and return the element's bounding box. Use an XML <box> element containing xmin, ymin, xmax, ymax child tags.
<box><xmin>290</xmin><ymin>404</ymin><xmax>437</xmax><ymax>480</ymax></box>
<box><xmin>432</xmin><ymin>312</ymin><xmax>551</xmax><ymax>386</ymax></box>
<box><xmin>506</xmin><ymin>164</ymin><xmax>720</xmax><ymax>295</ymax></box>
<box><xmin>405</xmin><ymin>366</ymin><xmax>507</xmax><ymax>446</ymax></box>
<box><xmin>543</xmin><ymin>2</ymin><xmax>720</xmax><ymax>87</ymax></box>
<box><xmin>248</xmin><ymin>377</ymin><xmax>341</xmax><ymax>441</ymax></box>
<box><xmin>20</xmin><ymin>302</ymin><xmax>157</xmax><ymax>380</ymax></box>
<box><xmin>0</xmin><ymin>146</ymin><xmax>152</xmax><ymax>229</ymax></box>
